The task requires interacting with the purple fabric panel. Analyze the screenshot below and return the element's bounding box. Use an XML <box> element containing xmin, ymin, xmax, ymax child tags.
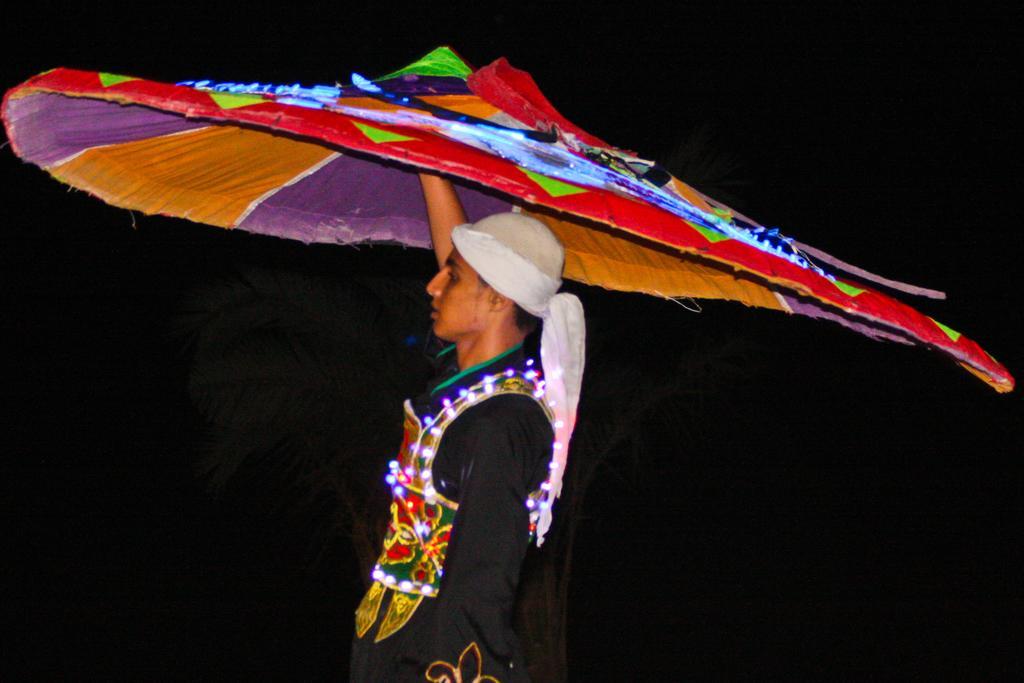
<box><xmin>455</xmin><ymin>182</ymin><xmax>513</xmax><ymax>224</ymax></box>
<box><xmin>367</xmin><ymin>75</ymin><xmax>471</xmax><ymax>95</ymax></box>
<box><xmin>6</xmin><ymin>92</ymin><xmax>206</xmax><ymax>168</ymax></box>
<box><xmin>782</xmin><ymin>295</ymin><xmax>915</xmax><ymax>345</ymax></box>
<box><xmin>237</xmin><ymin>153</ymin><xmax>511</xmax><ymax>247</ymax></box>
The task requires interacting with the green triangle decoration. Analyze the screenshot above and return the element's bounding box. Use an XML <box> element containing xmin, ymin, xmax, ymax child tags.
<box><xmin>518</xmin><ymin>167</ymin><xmax>588</xmax><ymax>198</ymax></box>
<box><xmin>209</xmin><ymin>92</ymin><xmax>266</xmax><ymax>110</ymax></box>
<box><xmin>351</xmin><ymin>121</ymin><xmax>418</xmax><ymax>144</ymax></box>
<box><xmin>98</xmin><ymin>73</ymin><xmax>138</xmax><ymax>87</ymax></box>
<box><xmin>832</xmin><ymin>279</ymin><xmax>865</xmax><ymax>297</ymax></box>
<box><xmin>712</xmin><ymin>207</ymin><xmax>734</xmax><ymax>223</ymax></box>
<box><xmin>930</xmin><ymin>318</ymin><xmax>962</xmax><ymax>342</ymax></box>
<box><xmin>686</xmin><ymin>220</ymin><xmax>731</xmax><ymax>243</ymax></box>
<box><xmin>378</xmin><ymin>46</ymin><xmax>473</xmax><ymax>81</ymax></box>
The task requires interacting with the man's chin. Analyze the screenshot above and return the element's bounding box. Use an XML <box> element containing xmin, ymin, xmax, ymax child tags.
<box><xmin>431</xmin><ymin>323</ymin><xmax>453</xmax><ymax>343</ymax></box>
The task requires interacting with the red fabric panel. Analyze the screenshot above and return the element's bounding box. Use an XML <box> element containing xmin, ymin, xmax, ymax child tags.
<box><xmin>467</xmin><ymin>58</ymin><xmax>612</xmax><ymax>149</ymax></box>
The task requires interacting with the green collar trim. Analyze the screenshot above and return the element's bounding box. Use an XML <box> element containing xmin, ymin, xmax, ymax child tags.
<box><xmin>435</xmin><ymin>343</ymin><xmax>456</xmax><ymax>359</ymax></box>
<box><xmin>430</xmin><ymin>342</ymin><xmax>523</xmax><ymax>396</ymax></box>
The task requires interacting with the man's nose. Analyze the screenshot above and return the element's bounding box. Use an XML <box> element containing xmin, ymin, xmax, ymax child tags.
<box><xmin>426</xmin><ymin>271</ymin><xmax>444</xmax><ymax>297</ymax></box>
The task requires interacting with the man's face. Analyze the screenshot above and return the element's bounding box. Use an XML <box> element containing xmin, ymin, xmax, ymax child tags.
<box><xmin>426</xmin><ymin>249</ymin><xmax>491</xmax><ymax>343</ymax></box>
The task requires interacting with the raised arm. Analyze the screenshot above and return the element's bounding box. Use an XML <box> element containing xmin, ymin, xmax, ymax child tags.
<box><xmin>418</xmin><ymin>172</ymin><xmax>467</xmax><ymax>268</ymax></box>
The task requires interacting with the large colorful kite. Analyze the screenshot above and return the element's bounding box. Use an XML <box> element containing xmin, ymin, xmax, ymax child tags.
<box><xmin>2</xmin><ymin>47</ymin><xmax>1013</xmax><ymax>392</ymax></box>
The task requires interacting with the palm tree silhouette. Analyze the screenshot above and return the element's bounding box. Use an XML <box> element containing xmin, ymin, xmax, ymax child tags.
<box><xmin>175</xmin><ymin>264</ymin><xmax>433</xmax><ymax>576</ymax></box>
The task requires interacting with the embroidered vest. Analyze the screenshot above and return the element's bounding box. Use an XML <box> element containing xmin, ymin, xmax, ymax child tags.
<box><xmin>355</xmin><ymin>369</ymin><xmax>553</xmax><ymax>642</ymax></box>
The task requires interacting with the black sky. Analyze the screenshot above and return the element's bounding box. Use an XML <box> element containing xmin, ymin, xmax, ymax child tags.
<box><xmin>2</xmin><ymin>3</ymin><xmax>1021</xmax><ymax>679</ymax></box>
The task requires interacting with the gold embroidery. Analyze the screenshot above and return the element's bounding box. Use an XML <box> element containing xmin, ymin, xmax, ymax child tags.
<box><xmin>425</xmin><ymin>642</ymin><xmax>502</xmax><ymax>683</ymax></box>
<box><xmin>374</xmin><ymin>590</ymin><xmax>423</xmax><ymax>642</ymax></box>
<box><xmin>364</xmin><ymin>371</ymin><xmax>556</xmax><ymax>640</ymax></box>
<box><xmin>354</xmin><ymin>581</ymin><xmax>385</xmax><ymax>639</ymax></box>
<box><xmin>380</xmin><ymin>499</ymin><xmax>421</xmax><ymax>565</ymax></box>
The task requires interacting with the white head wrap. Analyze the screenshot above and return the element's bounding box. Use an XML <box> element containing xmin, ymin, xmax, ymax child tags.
<box><xmin>451</xmin><ymin>212</ymin><xmax>585</xmax><ymax>545</ymax></box>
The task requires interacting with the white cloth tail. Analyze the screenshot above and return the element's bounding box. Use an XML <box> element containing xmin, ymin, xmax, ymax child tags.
<box><xmin>535</xmin><ymin>292</ymin><xmax>585</xmax><ymax>545</ymax></box>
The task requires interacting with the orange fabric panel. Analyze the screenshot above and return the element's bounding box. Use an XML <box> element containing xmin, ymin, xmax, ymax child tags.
<box><xmin>339</xmin><ymin>97</ymin><xmax>410</xmax><ymax>112</ymax></box>
<box><xmin>670</xmin><ymin>178</ymin><xmax>716</xmax><ymax>215</ymax></box>
<box><xmin>340</xmin><ymin>96</ymin><xmax>498</xmax><ymax>120</ymax></box>
<box><xmin>420</xmin><ymin>95</ymin><xmax>500</xmax><ymax>119</ymax></box>
<box><xmin>49</xmin><ymin>125</ymin><xmax>334</xmax><ymax>227</ymax></box>
<box><xmin>525</xmin><ymin>209</ymin><xmax>786</xmax><ymax>311</ymax></box>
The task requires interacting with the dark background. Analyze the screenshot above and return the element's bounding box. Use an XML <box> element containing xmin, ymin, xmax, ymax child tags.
<box><xmin>2</xmin><ymin>3</ymin><xmax>1021</xmax><ymax>679</ymax></box>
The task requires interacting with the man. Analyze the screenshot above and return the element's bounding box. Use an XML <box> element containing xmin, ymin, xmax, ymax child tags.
<box><xmin>349</xmin><ymin>174</ymin><xmax>584</xmax><ymax>681</ymax></box>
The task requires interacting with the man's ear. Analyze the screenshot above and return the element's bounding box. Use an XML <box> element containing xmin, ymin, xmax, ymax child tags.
<box><xmin>487</xmin><ymin>288</ymin><xmax>514</xmax><ymax>312</ymax></box>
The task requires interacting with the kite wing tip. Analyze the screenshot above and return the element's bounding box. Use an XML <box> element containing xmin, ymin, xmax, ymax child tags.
<box><xmin>957</xmin><ymin>361</ymin><xmax>1015</xmax><ymax>394</ymax></box>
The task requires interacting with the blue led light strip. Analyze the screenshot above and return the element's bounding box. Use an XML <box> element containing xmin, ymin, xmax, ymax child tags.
<box><xmin>334</xmin><ymin>104</ymin><xmax>829</xmax><ymax>277</ymax></box>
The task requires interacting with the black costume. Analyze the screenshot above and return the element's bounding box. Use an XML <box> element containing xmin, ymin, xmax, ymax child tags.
<box><xmin>350</xmin><ymin>343</ymin><xmax>554</xmax><ymax>682</ymax></box>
